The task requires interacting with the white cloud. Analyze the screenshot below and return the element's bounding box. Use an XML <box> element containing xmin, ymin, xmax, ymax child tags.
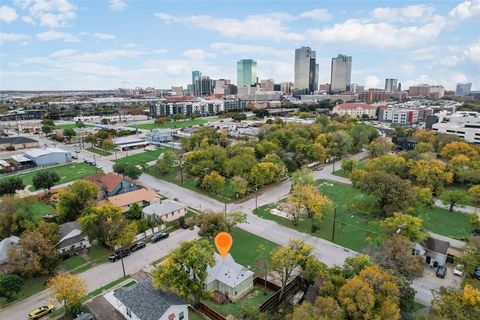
<box><xmin>306</xmin><ymin>16</ymin><xmax>446</xmax><ymax>49</ymax></box>
<box><xmin>0</xmin><ymin>33</ymin><xmax>30</xmax><ymax>43</ymax></box>
<box><xmin>182</xmin><ymin>49</ymin><xmax>215</xmax><ymax>60</ymax></box>
<box><xmin>93</xmin><ymin>33</ymin><xmax>116</xmax><ymax>40</ymax></box>
<box><xmin>210</xmin><ymin>42</ymin><xmax>277</xmax><ymax>55</ymax></box>
<box><xmin>364</xmin><ymin>75</ymin><xmax>381</xmax><ymax>88</ymax></box>
<box><xmin>449</xmin><ymin>0</ymin><xmax>480</xmax><ymax>19</ymax></box>
<box><xmin>107</xmin><ymin>0</ymin><xmax>127</xmax><ymax>12</ymax></box>
<box><xmin>154</xmin><ymin>12</ymin><xmax>303</xmax><ymax>42</ymax></box>
<box><xmin>464</xmin><ymin>40</ymin><xmax>480</xmax><ymax>66</ymax></box>
<box><xmin>15</xmin><ymin>0</ymin><xmax>76</xmax><ymax>28</ymax></box>
<box><xmin>0</xmin><ymin>5</ymin><xmax>18</xmax><ymax>23</ymax></box>
<box><xmin>298</xmin><ymin>8</ymin><xmax>332</xmax><ymax>21</ymax></box>
<box><xmin>50</xmin><ymin>49</ymin><xmax>77</xmax><ymax>57</ymax></box>
<box><xmin>371</xmin><ymin>5</ymin><xmax>435</xmax><ymax>22</ymax></box>
<box><xmin>435</xmin><ymin>55</ymin><xmax>464</xmax><ymax>67</ymax></box>
<box><xmin>36</xmin><ymin>30</ymin><xmax>79</xmax><ymax>42</ymax></box>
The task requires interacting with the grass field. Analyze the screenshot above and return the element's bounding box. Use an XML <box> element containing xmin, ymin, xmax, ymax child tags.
<box><xmin>333</xmin><ymin>161</ymin><xmax>365</xmax><ymax>177</ymax></box>
<box><xmin>0</xmin><ymin>162</ymin><xmax>98</xmax><ymax>190</ymax></box>
<box><xmin>254</xmin><ymin>179</ymin><xmax>476</xmax><ymax>251</ymax></box>
<box><xmin>0</xmin><ymin>275</ymin><xmax>49</xmax><ymax>308</ymax></box>
<box><xmin>61</xmin><ymin>244</ymin><xmax>110</xmax><ymax>273</ymax></box>
<box><xmin>203</xmin><ymin>286</ymin><xmax>273</xmax><ymax>318</ymax></box>
<box><xmin>131</xmin><ymin>118</ymin><xmax>208</xmax><ymax>130</ymax></box>
<box><xmin>115</xmin><ymin>147</ymin><xmax>171</xmax><ymax>165</ymax></box>
<box><xmin>86</xmin><ymin>147</ymin><xmax>112</xmax><ymax>156</ymax></box>
<box><xmin>24</xmin><ymin>200</ymin><xmax>55</xmax><ymax>221</ymax></box>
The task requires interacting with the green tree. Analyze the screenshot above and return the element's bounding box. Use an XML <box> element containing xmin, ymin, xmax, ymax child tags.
<box><xmin>200</xmin><ymin>171</ymin><xmax>225</xmax><ymax>194</ymax></box>
<box><xmin>192</xmin><ymin>210</ymin><xmax>227</xmax><ymax>238</ymax></box>
<box><xmin>357</xmin><ymin>171</ymin><xmax>415</xmax><ymax>217</ymax></box>
<box><xmin>225</xmin><ymin>211</ymin><xmax>247</xmax><ymax>232</ymax></box>
<box><xmin>341</xmin><ymin>158</ymin><xmax>358</xmax><ymax>176</ymax></box>
<box><xmin>32</xmin><ymin>171</ymin><xmax>60</xmax><ymax>190</ymax></box>
<box><xmin>349</xmin><ymin>124</ymin><xmax>374</xmax><ymax>152</ymax></box>
<box><xmin>124</xmin><ymin>164</ymin><xmax>142</xmax><ymax>180</ymax></box>
<box><xmin>125</xmin><ymin>202</ymin><xmax>142</xmax><ymax>220</ymax></box>
<box><xmin>0</xmin><ymin>195</ymin><xmax>36</xmax><ymax>238</ymax></box>
<box><xmin>381</xmin><ymin>212</ymin><xmax>428</xmax><ymax>242</ymax></box>
<box><xmin>431</xmin><ymin>285</ymin><xmax>480</xmax><ymax>320</ymax></box>
<box><xmin>468</xmin><ymin>185</ymin><xmax>480</xmax><ymax>214</ymax></box>
<box><xmin>327</xmin><ymin>131</ymin><xmax>352</xmax><ymax>172</ymax></box>
<box><xmin>152</xmin><ymin>239</ymin><xmax>215</xmax><ymax>306</ymax></box>
<box><xmin>0</xmin><ymin>274</ymin><xmax>24</xmax><ymax>301</ymax></box>
<box><xmin>230</xmin><ymin>176</ymin><xmax>249</xmax><ymax>197</ymax></box>
<box><xmin>113</xmin><ymin>162</ymin><xmax>128</xmax><ymax>175</ymax></box>
<box><xmin>75</xmin><ymin>120</ymin><xmax>84</xmax><ymax>128</ymax></box>
<box><xmin>440</xmin><ymin>189</ymin><xmax>468</xmax><ymax>212</ymax></box>
<box><xmin>56</xmin><ymin>180</ymin><xmax>98</xmax><ymax>222</ymax></box>
<box><xmin>250</xmin><ymin>161</ymin><xmax>286</xmax><ymax>187</ymax></box>
<box><xmin>155</xmin><ymin>150</ymin><xmax>176</xmax><ymax>175</ymax></box>
<box><xmin>367</xmin><ymin>136</ymin><xmax>393</xmax><ymax>158</ymax></box>
<box><xmin>115</xmin><ymin>222</ymin><xmax>138</xmax><ymax>250</ymax></box>
<box><xmin>232</xmin><ymin>113</ymin><xmax>247</xmax><ymax>122</ymax></box>
<box><xmin>291</xmin><ymin>167</ymin><xmax>315</xmax><ymax>188</ymax></box>
<box><xmin>0</xmin><ymin>178</ymin><xmax>25</xmax><ymax>196</ymax></box>
<box><xmin>62</xmin><ymin>128</ymin><xmax>76</xmax><ymax>143</ymax></box>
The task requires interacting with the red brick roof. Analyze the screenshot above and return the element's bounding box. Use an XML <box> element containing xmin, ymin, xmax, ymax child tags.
<box><xmin>84</xmin><ymin>172</ymin><xmax>123</xmax><ymax>193</ymax></box>
<box><xmin>335</xmin><ymin>103</ymin><xmax>377</xmax><ymax>110</ymax></box>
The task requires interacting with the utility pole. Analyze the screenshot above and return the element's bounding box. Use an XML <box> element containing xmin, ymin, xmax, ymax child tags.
<box><xmin>331</xmin><ymin>207</ymin><xmax>337</xmax><ymax>242</ymax></box>
<box><xmin>255</xmin><ymin>186</ymin><xmax>258</xmax><ymax>214</ymax></box>
<box><xmin>120</xmin><ymin>254</ymin><xmax>126</xmax><ymax>277</ymax></box>
<box><xmin>224</xmin><ymin>201</ymin><xmax>227</xmax><ymax>213</ymax></box>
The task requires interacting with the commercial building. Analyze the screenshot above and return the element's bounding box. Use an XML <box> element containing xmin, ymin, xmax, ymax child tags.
<box><xmin>432</xmin><ymin>111</ymin><xmax>480</xmax><ymax>143</ymax></box>
<box><xmin>145</xmin><ymin>129</ymin><xmax>173</xmax><ymax>144</ymax></box>
<box><xmin>260</xmin><ymin>79</ymin><xmax>275</xmax><ymax>92</ymax></box>
<box><xmin>294</xmin><ymin>47</ymin><xmax>318</xmax><ymax>94</ymax></box>
<box><xmin>237</xmin><ymin>59</ymin><xmax>257</xmax><ymax>87</ymax></box>
<box><xmin>194</xmin><ymin>76</ymin><xmax>214</xmax><ymax>96</ymax></box>
<box><xmin>359</xmin><ymin>89</ymin><xmax>391</xmax><ymax>102</ymax></box>
<box><xmin>408</xmin><ymin>84</ymin><xmax>445</xmax><ymax>99</ymax></box>
<box><xmin>332</xmin><ymin>103</ymin><xmax>377</xmax><ymax>118</ymax></box>
<box><xmin>150</xmin><ymin>98</ymin><xmax>237</xmax><ymax>118</ymax></box>
<box><xmin>330</xmin><ymin>54</ymin><xmax>352</xmax><ymax>93</ymax></box>
<box><xmin>0</xmin><ymin>110</ymin><xmax>44</xmax><ymax>121</ymax></box>
<box><xmin>300</xmin><ymin>93</ymin><xmax>358</xmax><ymax>103</ymax></box>
<box><xmin>456</xmin><ymin>83</ymin><xmax>472</xmax><ymax>97</ymax></box>
<box><xmin>385</xmin><ymin>79</ymin><xmax>398</xmax><ymax>93</ymax></box>
<box><xmin>0</xmin><ymin>136</ymin><xmax>39</xmax><ymax>151</ymax></box>
<box><xmin>280</xmin><ymin>82</ymin><xmax>294</xmax><ymax>94</ymax></box>
<box><xmin>380</xmin><ymin>108</ymin><xmax>419</xmax><ymax>126</ymax></box>
<box><xmin>113</xmin><ymin>136</ymin><xmax>149</xmax><ymax>151</ymax></box>
<box><xmin>23</xmin><ymin>147</ymin><xmax>71</xmax><ymax>166</ymax></box>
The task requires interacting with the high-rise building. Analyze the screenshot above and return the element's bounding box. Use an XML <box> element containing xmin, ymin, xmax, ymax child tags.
<box><xmin>330</xmin><ymin>54</ymin><xmax>352</xmax><ymax>93</ymax></box>
<box><xmin>192</xmin><ymin>70</ymin><xmax>202</xmax><ymax>96</ymax></box>
<box><xmin>237</xmin><ymin>59</ymin><xmax>257</xmax><ymax>87</ymax></box>
<box><xmin>194</xmin><ymin>76</ymin><xmax>214</xmax><ymax>96</ymax></box>
<box><xmin>294</xmin><ymin>47</ymin><xmax>317</xmax><ymax>94</ymax></box>
<box><xmin>260</xmin><ymin>79</ymin><xmax>275</xmax><ymax>92</ymax></box>
<box><xmin>456</xmin><ymin>83</ymin><xmax>472</xmax><ymax>96</ymax></box>
<box><xmin>385</xmin><ymin>79</ymin><xmax>398</xmax><ymax>93</ymax></box>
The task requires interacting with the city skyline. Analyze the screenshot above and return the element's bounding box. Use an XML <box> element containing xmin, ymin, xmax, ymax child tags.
<box><xmin>0</xmin><ymin>0</ymin><xmax>479</xmax><ymax>90</ymax></box>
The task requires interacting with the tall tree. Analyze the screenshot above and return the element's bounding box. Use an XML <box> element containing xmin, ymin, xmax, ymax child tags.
<box><xmin>327</xmin><ymin>131</ymin><xmax>352</xmax><ymax>172</ymax></box>
<box><xmin>0</xmin><ymin>178</ymin><xmax>25</xmax><ymax>196</ymax></box>
<box><xmin>440</xmin><ymin>141</ymin><xmax>478</xmax><ymax>160</ymax></box>
<box><xmin>412</xmin><ymin>129</ymin><xmax>436</xmax><ymax>144</ymax></box>
<box><xmin>56</xmin><ymin>180</ymin><xmax>98</xmax><ymax>222</ymax></box>
<box><xmin>0</xmin><ymin>274</ymin><xmax>24</xmax><ymax>301</ymax></box>
<box><xmin>341</xmin><ymin>158</ymin><xmax>358</xmax><ymax>177</ymax></box>
<box><xmin>48</xmin><ymin>273</ymin><xmax>87</xmax><ymax>317</ymax></box>
<box><xmin>192</xmin><ymin>210</ymin><xmax>227</xmax><ymax>238</ymax></box>
<box><xmin>440</xmin><ymin>189</ymin><xmax>468</xmax><ymax>212</ymax></box>
<box><xmin>124</xmin><ymin>164</ymin><xmax>142</xmax><ymax>180</ymax></box>
<box><xmin>381</xmin><ymin>212</ymin><xmax>427</xmax><ymax>242</ymax></box>
<box><xmin>408</xmin><ymin>159</ymin><xmax>453</xmax><ymax>195</ymax></box>
<box><xmin>230</xmin><ymin>176</ymin><xmax>249</xmax><ymax>197</ymax></box>
<box><xmin>367</xmin><ymin>136</ymin><xmax>393</xmax><ymax>158</ymax></box>
<box><xmin>468</xmin><ymin>185</ymin><xmax>480</xmax><ymax>214</ymax></box>
<box><xmin>225</xmin><ymin>211</ymin><xmax>247</xmax><ymax>232</ymax></box>
<box><xmin>62</xmin><ymin>128</ymin><xmax>76</xmax><ymax>143</ymax></box>
<box><xmin>32</xmin><ymin>171</ymin><xmax>60</xmax><ymax>190</ymax></box>
<box><xmin>200</xmin><ymin>171</ymin><xmax>225</xmax><ymax>194</ymax></box>
<box><xmin>431</xmin><ymin>285</ymin><xmax>480</xmax><ymax>320</ymax></box>
<box><xmin>290</xmin><ymin>167</ymin><xmax>315</xmax><ymax>188</ymax></box>
<box><xmin>0</xmin><ymin>195</ymin><xmax>35</xmax><ymax>238</ymax></box>
<box><xmin>155</xmin><ymin>150</ymin><xmax>176</xmax><ymax>175</ymax></box>
<box><xmin>152</xmin><ymin>240</ymin><xmax>215</xmax><ymax>306</ymax></box>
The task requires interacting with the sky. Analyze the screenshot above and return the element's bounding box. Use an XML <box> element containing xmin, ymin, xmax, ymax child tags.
<box><xmin>0</xmin><ymin>0</ymin><xmax>479</xmax><ymax>91</ymax></box>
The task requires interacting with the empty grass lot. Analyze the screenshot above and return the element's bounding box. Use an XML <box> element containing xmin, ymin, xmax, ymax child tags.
<box><xmin>86</xmin><ymin>147</ymin><xmax>112</xmax><ymax>156</ymax></box>
<box><xmin>131</xmin><ymin>118</ymin><xmax>208</xmax><ymax>130</ymax></box>
<box><xmin>0</xmin><ymin>162</ymin><xmax>98</xmax><ymax>191</ymax></box>
<box><xmin>416</xmin><ymin>207</ymin><xmax>474</xmax><ymax>240</ymax></box>
<box><xmin>115</xmin><ymin>147</ymin><xmax>171</xmax><ymax>165</ymax></box>
<box><xmin>0</xmin><ymin>275</ymin><xmax>49</xmax><ymax>308</ymax></box>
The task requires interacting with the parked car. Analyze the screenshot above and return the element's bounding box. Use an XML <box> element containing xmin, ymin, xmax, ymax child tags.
<box><xmin>95</xmin><ymin>164</ymin><xmax>103</xmax><ymax>169</ymax></box>
<box><xmin>108</xmin><ymin>249</ymin><xmax>130</xmax><ymax>262</ymax></box>
<box><xmin>151</xmin><ymin>232</ymin><xmax>169</xmax><ymax>243</ymax></box>
<box><xmin>130</xmin><ymin>241</ymin><xmax>146</xmax><ymax>252</ymax></box>
<box><xmin>74</xmin><ymin>312</ymin><xmax>94</xmax><ymax>320</ymax></box>
<box><xmin>29</xmin><ymin>304</ymin><xmax>55</xmax><ymax>320</ymax></box>
<box><xmin>83</xmin><ymin>158</ymin><xmax>93</xmax><ymax>164</ymax></box>
<box><xmin>474</xmin><ymin>266</ymin><xmax>480</xmax><ymax>280</ymax></box>
<box><xmin>436</xmin><ymin>265</ymin><xmax>447</xmax><ymax>278</ymax></box>
<box><xmin>71</xmin><ymin>155</ymin><xmax>78</xmax><ymax>160</ymax></box>
<box><xmin>453</xmin><ymin>264</ymin><xmax>464</xmax><ymax>277</ymax></box>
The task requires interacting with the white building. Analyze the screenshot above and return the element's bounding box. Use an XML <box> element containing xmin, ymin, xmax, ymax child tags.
<box><xmin>380</xmin><ymin>108</ymin><xmax>419</xmax><ymax>126</ymax></box>
<box><xmin>145</xmin><ymin>129</ymin><xmax>173</xmax><ymax>144</ymax></box>
<box><xmin>23</xmin><ymin>147</ymin><xmax>71</xmax><ymax>166</ymax></box>
<box><xmin>56</xmin><ymin>221</ymin><xmax>91</xmax><ymax>256</ymax></box>
<box><xmin>432</xmin><ymin>111</ymin><xmax>480</xmax><ymax>143</ymax></box>
<box><xmin>142</xmin><ymin>199</ymin><xmax>187</xmax><ymax>223</ymax></box>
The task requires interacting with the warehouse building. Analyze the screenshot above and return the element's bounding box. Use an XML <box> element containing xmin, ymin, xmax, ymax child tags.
<box><xmin>23</xmin><ymin>147</ymin><xmax>72</xmax><ymax>166</ymax></box>
<box><xmin>0</xmin><ymin>136</ymin><xmax>39</xmax><ymax>151</ymax></box>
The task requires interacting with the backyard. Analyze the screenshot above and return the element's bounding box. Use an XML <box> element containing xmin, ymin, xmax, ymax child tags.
<box><xmin>115</xmin><ymin>147</ymin><xmax>171</xmax><ymax>165</ymax></box>
<box><xmin>254</xmin><ymin>180</ymin><xmax>476</xmax><ymax>251</ymax></box>
<box><xmin>0</xmin><ymin>162</ymin><xmax>98</xmax><ymax>191</ymax></box>
<box><xmin>130</xmin><ymin>118</ymin><xmax>208</xmax><ymax>130</ymax></box>
<box><xmin>22</xmin><ymin>199</ymin><xmax>55</xmax><ymax>221</ymax></box>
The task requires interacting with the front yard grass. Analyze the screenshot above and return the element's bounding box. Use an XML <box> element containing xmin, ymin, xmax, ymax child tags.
<box><xmin>333</xmin><ymin>160</ymin><xmax>365</xmax><ymax>177</ymax></box>
<box><xmin>115</xmin><ymin>147</ymin><xmax>171</xmax><ymax>165</ymax></box>
<box><xmin>0</xmin><ymin>275</ymin><xmax>49</xmax><ymax>308</ymax></box>
<box><xmin>86</xmin><ymin>147</ymin><xmax>112</xmax><ymax>156</ymax></box>
<box><xmin>131</xmin><ymin>118</ymin><xmax>208</xmax><ymax>130</ymax></box>
<box><xmin>0</xmin><ymin>162</ymin><xmax>98</xmax><ymax>190</ymax></box>
<box><xmin>203</xmin><ymin>286</ymin><xmax>273</xmax><ymax>318</ymax></box>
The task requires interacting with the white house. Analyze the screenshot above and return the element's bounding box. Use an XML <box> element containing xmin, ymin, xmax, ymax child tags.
<box><xmin>105</xmin><ymin>278</ymin><xmax>189</xmax><ymax>320</ymax></box>
<box><xmin>142</xmin><ymin>199</ymin><xmax>187</xmax><ymax>223</ymax></box>
<box><xmin>205</xmin><ymin>253</ymin><xmax>254</xmax><ymax>301</ymax></box>
<box><xmin>56</xmin><ymin>221</ymin><xmax>91</xmax><ymax>256</ymax></box>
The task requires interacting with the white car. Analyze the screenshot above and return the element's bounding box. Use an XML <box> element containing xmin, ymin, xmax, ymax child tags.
<box><xmin>453</xmin><ymin>264</ymin><xmax>464</xmax><ymax>277</ymax></box>
<box><xmin>95</xmin><ymin>164</ymin><xmax>103</xmax><ymax>169</ymax></box>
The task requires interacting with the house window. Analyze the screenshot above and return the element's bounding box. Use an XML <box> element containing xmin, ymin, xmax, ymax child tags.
<box><xmin>126</xmin><ymin>308</ymin><xmax>132</xmax><ymax>317</ymax></box>
<box><xmin>179</xmin><ymin>311</ymin><xmax>185</xmax><ymax>320</ymax></box>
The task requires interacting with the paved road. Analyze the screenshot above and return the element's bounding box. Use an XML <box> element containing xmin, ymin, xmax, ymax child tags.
<box><xmin>0</xmin><ymin>228</ymin><xmax>198</xmax><ymax>319</ymax></box>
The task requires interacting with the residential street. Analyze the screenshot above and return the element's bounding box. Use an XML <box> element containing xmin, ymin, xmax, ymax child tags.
<box><xmin>0</xmin><ymin>228</ymin><xmax>198</xmax><ymax>319</ymax></box>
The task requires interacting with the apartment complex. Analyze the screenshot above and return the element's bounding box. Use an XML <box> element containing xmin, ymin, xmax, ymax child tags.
<box><xmin>332</xmin><ymin>103</ymin><xmax>377</xmax><ymax>118</ymax></box>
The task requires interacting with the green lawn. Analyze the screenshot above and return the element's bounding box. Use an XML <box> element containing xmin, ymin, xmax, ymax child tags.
<box><xmin>0</xmin><ymin>162</ymin><xmax>98</xmax><ymax>190</ymax></box>
<box><xmin>21</xmin><ymin>200</ymin><xmax>55</xmax><ymax>221</ymax></box>
<box><xmin>86</xmin><ymin>147</ymin><xmax>112</xmax><ymax>156</ymax></box>
<box><xmin>203</xmin><ymin>286</ymin><xmax>272</xmax><ymax>318</ymax></box>
<box><xmin>189</xmin><ymin>310</ymin><xmax>203</xmax><ymax>320</ymax></box>
<box><xmin>416</xmin><ymin>207</ymin><xmax>474</xmax><ymax>240</ymax></box>
<box><xmin>333</xmin><ymin>161</ymin><xmax>365</xmax><ymax>177</ymax></box>
<box><xmin>131</xmin><ymin>118</ymin><xmax>208</xmax><ymax>130</ymax></box>
<box><xmin>61</xmin><ymin>255</ymin><xmax>86</xmax><ymax>271</ymax></box>
<box><xmin>61</xmin><ymin>244</ymin><xmax>110</xmax><ymax>273</ymax></box>
<box><xmin>0</xmin><ymin>275</ymin><xmax>49</xmax><ymax>308</ymax></box>
<box><xmin>115</xmin><ymin>147</ymin><xmax>171</xmax><ymax>165</ymax></box>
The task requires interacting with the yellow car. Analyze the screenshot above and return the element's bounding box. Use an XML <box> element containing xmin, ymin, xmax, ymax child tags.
<box><xmin>28</xmin><ymin>304</ymin><xmax>55</xmax><ymax>320</ymax></box>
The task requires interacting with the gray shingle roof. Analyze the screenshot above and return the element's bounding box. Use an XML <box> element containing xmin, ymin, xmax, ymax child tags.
<box><xmin>113</xmin><ymin>279</ymin><xmax>188</xmax><ymax>320</ymax></box>
<box><xmin>0</xmin><ymin>136</ymin><xmax>38</xmax><ymax>145</ymax></box>
<box><xmin>58</xmin><ymin>221</ymin><xmax>81</xmax><ymax>239</ymax></box>
<box><xmin>426</xmin><ymin>237</ymin><xmax>449</xmax><ymax>255</ymax></box>
<box><xmin>142</xmin><ymin>199</ymin><xmax>187</xmax><ymax>218</ymax></box>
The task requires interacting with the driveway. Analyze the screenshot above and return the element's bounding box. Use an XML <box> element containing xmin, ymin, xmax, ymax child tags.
<box><xmin>0</xmin><ymin>228</ymin><xmax>198</xmax><ymax>320</ymax></box>
<box><xmin>413</xmin><ymin>264</ymin><xmax>463</xmax><ymax>305</ymax></box>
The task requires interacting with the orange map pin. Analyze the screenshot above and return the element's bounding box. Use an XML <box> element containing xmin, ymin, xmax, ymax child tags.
<box><xmin>215</xmin><ymin>232</ymin><xmax>233</xmax><ymax>259</ymax></box>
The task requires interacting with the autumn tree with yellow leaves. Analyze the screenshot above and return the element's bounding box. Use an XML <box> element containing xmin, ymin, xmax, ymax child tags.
<box><xmin>48</xmin><ymin>273</ymin><xmax>87</xmax><ymax>317</ymax></box>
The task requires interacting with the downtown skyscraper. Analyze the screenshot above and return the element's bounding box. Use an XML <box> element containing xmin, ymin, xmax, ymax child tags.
<box><xmin>330</xmin><ymin>54</ymin><xmax>352</xmax><ymax>93</ymax></box>
<box><xmin>237</xmin><ymin>59</ymin><xmax>257</xmax><ymax>87</ymax></box>
<box><xmin>294</xmin><ymin>47</ymin><xmax>318</xmax><ymax>94</ymax></box>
